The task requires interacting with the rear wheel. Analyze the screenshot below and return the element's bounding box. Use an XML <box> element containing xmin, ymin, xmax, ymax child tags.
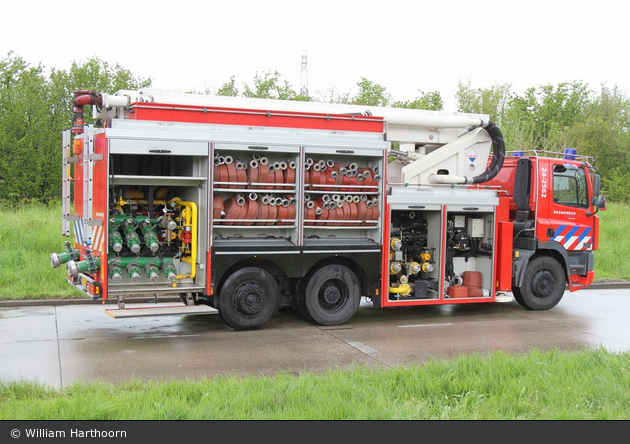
<box><xmin>303</xmin><ymin>264</ymin><xmax>361</xmax><ymax>326</ymax></box>
<box><xmin>292</xmin><ymin>277</ymin><xmax>314</xmax><ymax>322</ymax></box>
<box><xmin>513</xmin><ymin>256</ymin><xmax>566</xmax><ymax>310</ymax></box>
<box><xmin>218</xmin><ymin>267</ymin><xmax>280</xmax><ymax>330</ymax></box>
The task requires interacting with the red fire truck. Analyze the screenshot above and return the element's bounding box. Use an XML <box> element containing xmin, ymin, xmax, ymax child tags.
<box><xmin>50</xmin><ymin>89</ymin><xmax>606</xmax><ymax>330</ymax></box>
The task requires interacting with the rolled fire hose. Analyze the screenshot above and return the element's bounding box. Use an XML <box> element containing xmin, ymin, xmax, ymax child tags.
<box><xmin>285</xmin><ymin>161</ymin><xmax>296</xmax><ymax>184</ymax></box>
<box><xmin>304</xmin><ymin>164</ymin><xmax>311</xmax><ymax>186</ymax></box>
<box><xmin>214</xmin><ymin>156</ymin><xmax>228</xmax><ymax>186</ymax></box>
<box><xmin>235</xmin><ymin>160</ymin><xmax>247</xmax><ymax>187</ymax></box>
<box><xmin>287</xmin><ymin>197</ymin><xmax>296</xmax><ymax>222</ymax></box>
<box><xmin>356</xmin><ymin>198</ymin><xmax>368</xmax><ymax>220</ymax></box>
<box><xmin>274</xmin><ymin>162</ymin><xmax>284</xmax><ymax>189</ymax></box>
<box><xmin>358</xmin><ymin>168</ymin><xmax>374</xmax><ymax>190</ymax></box>
<box><xmin>314</xmin><ymin>205</ymin><xmax>327</xmax><ymax>226</ymax></box>
<box><xmin>258</xmin><ymin>157</ymin><xmax>269</xmax><ymax>189</ymax></box>
<box><xmin>348</xmin><ymin>200</ymin><xmax>359</xmax><ymax>223</ymax></box>
<box><xmin>277</xmin><ymin>198</ymin><xmax>290</xmax><ymax>225</ymax></box>
<box><xmin>222</xmin><ymin>195</ymin><xmax>245</xmax><ymax>225</ymax></box>
<box><xmin>248</xmin><ymin>159</ymin><xmax>259</xmax><ymax>189</ymax></box>
<box><xmin>266</xmin><ymin>165</ymin><xmax>275</xmax><ymax>190</ymax></box>
<box><xmin>237</xmin><ymin>192</ymin><xmax>259</xmax><ymax>226</ymax></box>
<box><xmin>304</xmin><ymin>200</ymin><xmax>316</xmax><ymax>225</ymax></box>
<box><xmin>258</xmin><ymin>195</ymin><xmax>270</xmax><ymax>225</ymax></box>
<box><xmin>341</xmin><ymin>201</ymin><xmax>351</xmax><ymax>222</ymax></box>
<box><xmin>340</xmin><ymin>169</ymin><xmax>352</xmax><ymax>191</ymax></box>
<box><xmin>364</xmin><ymin>200</ymin><xmax>374</xmax><ymax>224</ymax></box>
<box><xmin>266</xmin><ymin>198</ymin><xmax>277</xmax><ymax>226</ymax></box>
<box><xmin>213</xmin><ymin>194</ymin><xmax>224</xmax><ymax>220</ymax></box>
<box><xmin>371</xmin><ymin>174</ymin><xmax>381</xmax><ymax>192</ymax></box>
<box><xmin>369</xmin><ymin>199</ymin><xmax>380</xmax><ymax>226</ymax></box>
<box><xmin>304</xmin><ymin>158</ymin><xmax>313</xmax><ymax>187</ymax></box>
<box><xmin>224</xmin><ymin>156</ymin><xmax>238</xmax><ymax>189</ymax></box>
<box><xmin>332</xmin><ymin>170</ymin><xmax>344</xmax><ymax>190</ymax></box>
<box><xmin>312</xmin><ymin>163</ymin><xmax>322</xmax><ymax>188</ymax></box>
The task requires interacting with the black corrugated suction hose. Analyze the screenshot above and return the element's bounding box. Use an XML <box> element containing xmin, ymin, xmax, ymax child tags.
<box><xmin>472</xmin><ymin>121</ymin><xmax>506</xmax><ymax>184</ymax></box>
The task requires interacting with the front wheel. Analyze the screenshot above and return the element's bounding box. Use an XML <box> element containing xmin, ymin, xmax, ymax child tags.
<box><xmin>218</xmin><ymin>267</ymin><xmax>280</xmax><ymax>330</ymax></box>
<box><xmin>304</xmin><ymin>264</ymin><xmax>361</xmax><ymax>326</ymax></box>
<box><xmin>513</xmin><ymin>256</ymin><xmax>566</xmax><ymax>310</ymax></box>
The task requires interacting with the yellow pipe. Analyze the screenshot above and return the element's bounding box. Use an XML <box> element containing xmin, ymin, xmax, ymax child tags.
<box><xmin>389</xmin><ymin>283</ymin><xmax>411</xmax><ymax>296</ymax></box>
<box><xmin>170</xmin><ymin>197</ymin><xmax>197</xmax><ymax>280</ymax></box>
<box><xmin>117</xmin><ymin>198</ymin><xmax>169</xmax><ymax>207</ymax></box>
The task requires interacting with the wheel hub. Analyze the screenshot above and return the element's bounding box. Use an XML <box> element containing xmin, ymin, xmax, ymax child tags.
<box><xmin>532</xmin><ymin>270</ymin><xmax>555</xmax><ymax>298</ymax></box>
<box><xmin>322</xmin><ymin>284</ymin><xmax>341</xmax><ymax>305</ymax></box>
<box><xmin>235</xmin><ymin>283</ymin><xmax>265</xmax><ymax>315</ymax></box>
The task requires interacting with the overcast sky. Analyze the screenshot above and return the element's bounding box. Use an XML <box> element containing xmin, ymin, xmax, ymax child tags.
<box><xmin>2</xmin><ymin>0</ymin><xmax>627</xmax><ymax>111</ymax></box>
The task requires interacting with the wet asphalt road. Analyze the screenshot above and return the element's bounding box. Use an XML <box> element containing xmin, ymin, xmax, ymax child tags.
<box><xmin>1</xmin><ymin>288</ymin><xmax>630</xmax><ymax>389</ymax></box>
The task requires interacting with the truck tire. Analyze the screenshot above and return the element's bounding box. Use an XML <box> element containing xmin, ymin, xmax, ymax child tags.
<box><xmin>292</xmin><ymin>277</ymin><xmax>314</xmax><ymax>322</ymax></box>
<box><xmin>218</xmin><ymin>267</ymin><xmax>280</xmax><ymax>330</ymax></box>
<box><xmin>512</xmin><ymin>256</ymin><xmax>566</xmax><ymax>310</ymax></box>
<box><xmin>303</xmin><ymin>264</ymin><xmax>361</xmax><ymax>326</ymax></box>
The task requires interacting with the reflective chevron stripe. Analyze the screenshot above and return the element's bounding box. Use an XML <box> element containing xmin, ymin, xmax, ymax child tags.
<box><xmin>73</xmin><ymin>218</ymin><xmax>105</xmax><ymax>252</ymax></box>
<box><xmin>551</xmin><ymin>225</ymin><xmax>592</xmax><ymax>250</ymax></box>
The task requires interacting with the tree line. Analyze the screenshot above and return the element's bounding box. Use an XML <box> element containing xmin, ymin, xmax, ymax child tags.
<box><xmin>1</xmin><ymin>52</ymin><xmax>629</xmax><ymax>203</ymax></box>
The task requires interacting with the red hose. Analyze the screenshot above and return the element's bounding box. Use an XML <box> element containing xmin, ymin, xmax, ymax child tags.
<box><xmin>213</xmin><ymin>194</ymin><xmax>224</xmax><ymax>220</ymax></box>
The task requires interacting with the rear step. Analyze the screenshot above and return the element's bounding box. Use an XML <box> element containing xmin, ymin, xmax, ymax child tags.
<box><xmin>106</xmin><ymin>304</ymin><xmax>218</xmax><ymax>318</ymax></box>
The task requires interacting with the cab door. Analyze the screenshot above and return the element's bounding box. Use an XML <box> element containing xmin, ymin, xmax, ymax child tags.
<box><xmin>542</xmin><ymin>160</ymin><xmax>593</xmax><ymax>252</ymax></box>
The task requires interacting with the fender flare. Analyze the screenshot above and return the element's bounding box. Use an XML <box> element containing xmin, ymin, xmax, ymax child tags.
<box><xmin>513</xmin><ymin>241</ymin><xmax>569</xmax><ymax>288</ymax></box>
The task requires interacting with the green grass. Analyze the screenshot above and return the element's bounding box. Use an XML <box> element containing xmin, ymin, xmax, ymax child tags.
<box><xmin>0</xmin><ymin>201</ymin><xmax>84</xmax><ymax>299</ymax></box>
<box><xmin>594</xmin><ymin>202</ymin><xmax>630</xmax><ymax>280</ymax></box>
<box><xmin>1</xmin><ymin>347</ymin><xmax>628</xmax><ymax>420</ymax></box>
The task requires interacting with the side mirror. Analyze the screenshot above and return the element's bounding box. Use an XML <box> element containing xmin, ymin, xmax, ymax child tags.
<box><xmin>593</xmin><ymin>174</ymin><xmax>601</xmax><ymax>196</ymax></box>
<box><xmin>589</xmin><ymin>194</ymin><xmax>606</xmax><ymax>216</ymax></box>
<box><xmin>597</xmin><ymin>194</ymin><xmax>606</xmax><ymax>210</ymax></box>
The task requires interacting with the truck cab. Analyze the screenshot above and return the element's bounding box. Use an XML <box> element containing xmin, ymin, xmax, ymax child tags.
<box><xmin>485</xmin><ymin>149</ymin><xmax>605</xmax><ymax>309</ymax></box>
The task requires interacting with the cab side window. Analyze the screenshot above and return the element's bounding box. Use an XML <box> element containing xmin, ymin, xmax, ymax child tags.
<box><xmin>553</xmin><ymin>164</ymin><xmax>588</xmax><ymax>208</ymax></box>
